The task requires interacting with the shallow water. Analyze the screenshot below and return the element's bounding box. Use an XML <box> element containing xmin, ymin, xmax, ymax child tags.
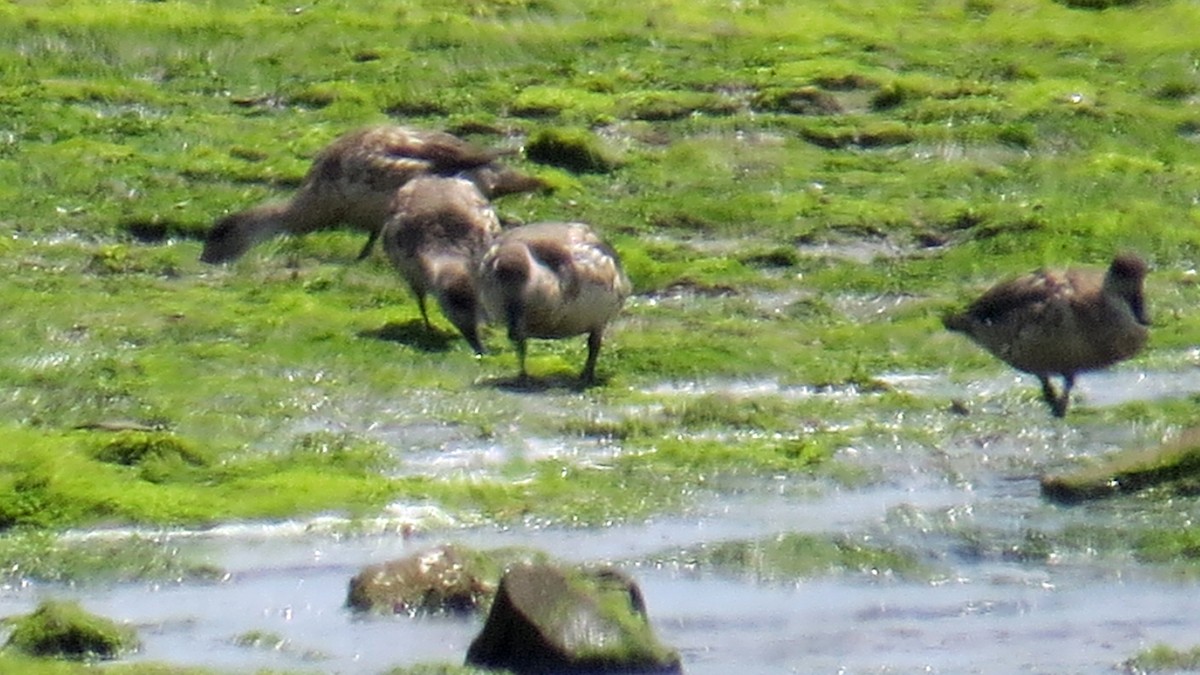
<box><xmin>4</xmin><ymin>368</ymin><xmax>1200</xmax><ymax>674</ymax></box>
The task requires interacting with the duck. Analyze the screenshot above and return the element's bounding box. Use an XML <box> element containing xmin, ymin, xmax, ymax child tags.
<box><xmin>381</xmin><ymin>175</ymin><xmax>502</xmax><ymax>355</ymax></box>
<box><xmin>942</xmin><ymin>253</ymin><xmax>1150</xmax><ymax>417</ymax></box>
<box><xmin>475</xmin><ymin>221</ymin><xmax>632</xmax><ymax>385</ymax></box>
<box><xmin>199</xmin><ymin>125</ymin><xmax>545</xmax><ymax>264</ymax></box>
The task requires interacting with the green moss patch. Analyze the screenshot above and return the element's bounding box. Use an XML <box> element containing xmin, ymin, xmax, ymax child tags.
<box><xmin>661</xmin><ymin>532</ymin><xmax>934</xmax><ymax>583</ymax></box>
<box><xmin>0</xmin><ymin>425</ymin><xmax>398</xmax><ymax>530</ymax></box>
<box><xmin>1041</xmin><ymin>427</ymin><xmax>1200</xmax><ymax>503</ymax></box>
<box><xmin>5</xmin><ymin>600</ymin><xmax>139</xmax><ymax>660</ymax></box>
<box><xmin>1124</xmin><ymin>643</ymin><xmax>1200</xmax><ymax>672</ymax></box>
<box><xmin>1134</xmin><ymin>527</ymin><xmax>1200</xmax><ymax>565</ymax></box>
<box><xmin>0</xmin><ymin>531</ymin><xmax>221</xmax><ymax>585</ymax></box>
<box><xmin>525</xmin><ymin>127</ymin><xmax>621</xmax><ymax>173</ymax></box>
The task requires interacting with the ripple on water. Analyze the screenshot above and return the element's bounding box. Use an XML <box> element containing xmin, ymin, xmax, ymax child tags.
<box><xmin>644</xmin><ymin>377</ymin><xmax>867</xmax><ymax>401</ymax></box>
<box><xmin>879</xmin><ymin>366</ymin><xmax>1200</xmax><ymax>409</ymax></box>
<box><xmin>391</xmin><ymin>432</ymin><xmax>624</xmax><ymax>478</ymax></box>
<box><xmin>62</xmin><ymin>502</ymin><xmax>462</xmax><ymax>545</ymax></box>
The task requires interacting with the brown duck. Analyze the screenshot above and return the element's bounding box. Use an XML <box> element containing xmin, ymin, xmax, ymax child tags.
<box><xmin>943</xmin><ymin>254</ymin><xmax>1150</xmax><ymax>417</ymax></box>
<box><xmin>476</xmin><ymin>222</ymin><xmax>632</xmax><ymax>385</ymax></box>
<box><xmin>381</xmin><ymin>175</ymin><xmax>501</xmax><ymax>355</ymax></box>
<box><xmin>200</xmin><ymin>125</ymin><xmax>545</xmax><ymax>264</ymax></box>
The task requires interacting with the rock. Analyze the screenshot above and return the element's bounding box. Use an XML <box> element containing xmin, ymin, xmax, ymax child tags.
<box><xmin>346</xmin><ymin>544</ymin><xmax>550</xmax><ymax>616</ymax></box>
<box><xmin>346</xmin><ymin>544</ymin><xmax>494</xmax><ymax>616</ymax></box>
<box><xmin>465</xmin><ymin>563</ymin><xmax>682</xmax><ymax>675</ymax></box>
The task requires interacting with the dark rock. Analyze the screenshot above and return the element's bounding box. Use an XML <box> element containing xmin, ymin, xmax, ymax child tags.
<box><xmin>466</xmin><ymin>563</ymin><xmax>682</xmax><ymax>675</ymax></box>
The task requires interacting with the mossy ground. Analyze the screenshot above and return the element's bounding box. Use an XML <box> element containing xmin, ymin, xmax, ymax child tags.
<box><xmin>3</xmin><ymin>0</ymin><xmax>1200</xmax><ymax>668</ymax></box>
<box><xmin>5</xmin><ymin>599</ymin><xmax>139</xmax><ymax>660</ymax></box>
<box><xmin>1124</xmin><ymin>644</ymin><xmax>1200</xmax><ymax>672</ymax></box>
<box><xmin>1041</xmin><ymin>426</ymin><xmax>1200</xmax><ymax>502</ymax></box>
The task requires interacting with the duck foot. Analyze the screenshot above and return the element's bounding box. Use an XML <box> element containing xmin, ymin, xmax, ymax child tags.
<box><xmin>1039</xmin><ymin>374</ymin><xmax>1074</xmax><ymax>418</ymax></box>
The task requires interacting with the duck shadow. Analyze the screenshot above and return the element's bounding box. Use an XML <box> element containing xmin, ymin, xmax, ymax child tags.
<box><xmin>358</xmin><ymin>320</ymin><xmax>459</xmax><ymax>353</ymax></box>
<box><xmin>477</xmin><ymin>372</ymin><xmax>609</xmax><ymax>394</ymax></box>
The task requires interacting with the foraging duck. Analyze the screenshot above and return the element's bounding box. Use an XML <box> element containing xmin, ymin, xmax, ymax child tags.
<box><xmin>475</xmin><ymin>221</ymin><xmax>632</xmax><ymax>385</ymax></box>
<box><xmin>200</xmin><ymin>125</ymin><xmax>545</xmax><ymax>264</ymax></box>
<box><xmin>942</xmin><ymin>253</ymin><xmax>1150</xmax><ymax>417</ymax></box>
<box><xmin>381</xmin><ymin>175</ymin><xmax>502</xmax><ymax>355</ymax></box>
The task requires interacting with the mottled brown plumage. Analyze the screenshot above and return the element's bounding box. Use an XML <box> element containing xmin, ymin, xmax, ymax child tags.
<box><xmin>943</xmin><ymin>254</ymin><xmax>1150</xmax><ymax>417</ymax></box>
<box><xmin>200</xmin><ymin>125</ymin><xmax>545</xmax><ymax>264</ymax></box>
<box><xmin>476</xmin><ymin>222</ymin><xmax>632</xmax><ymax>384</ymax></box>
<box><xmin>382</xmin><ymin>176</ymin><xmax>501</xmax><ymax>355</ymax></box>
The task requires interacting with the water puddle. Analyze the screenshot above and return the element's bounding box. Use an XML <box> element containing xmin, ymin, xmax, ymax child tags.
<box><xmin>5</xmin><ymin>365</ymin><xmax>1200</xmax><ymax>674</ymax></box>
<box><xmin>645</xmin><ymin>377</ymin><xmax>867</xmax><ymax>401</ymax></box>
<box><xmin>880</xmin><ymin>366</ymin><xmax>1200</xmax><ymax>410</ymax></box>
<box><xmin>795</xmin><ymin>237</ymin><xmax>909</xmax><ymax>264</ymax></box>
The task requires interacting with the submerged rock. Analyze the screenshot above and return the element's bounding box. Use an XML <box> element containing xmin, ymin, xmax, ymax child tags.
<box><xmin>465</xmin><ymin>563</ymin><xmax>682</xmax><ymax>675</ymax></box>
<box><xmin>5</xmin><ymin>599</ymin><xmax>140</xmax><ymax>659</ymax></box>
<box><xmin>1041</xmin><ymin>427</ymin><xmax>1200</xmax><ymax>503</ymax></box>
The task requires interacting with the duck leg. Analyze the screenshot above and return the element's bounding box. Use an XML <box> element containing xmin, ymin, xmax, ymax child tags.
<box><xmin>1053</xmin><ymin>373</ymin><xmax>1076</xmax><ymax>418</ymax></box>
<box><xmin>356</xmin><ymin>230</ymin><xmax>380</xmax><ymax>261</ymax></box>
<box><xmin>580</xmin><ymin>329</ymin><xmax>603</xmax><ymax>385</ymax></box>
<box><xmin>1037</xmin><ymin>374</ymin><xmax>1064</xmax><ymax>418</ymax></box>
<box><xmin>1037</xmin><ymin>373</ymin><xmax>1073</xmax><ymax>418</ymax></box>
<box><xmin>502</xmin><ymin>302</ymin><xmax>530</xmax><ymax>383</ymax></box>
<box><xmin>514</xmin><ymin>337</ymin><xmax>529</xmax><ymax>383</ymax></box>
<box><xmin>410</xmin><ymin>290</ymin><xmax>432</xmax><ymax>331</ymax></box>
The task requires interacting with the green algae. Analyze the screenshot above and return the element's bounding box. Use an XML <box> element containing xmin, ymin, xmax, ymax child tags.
<box><xmin>662</xmin><ymin>532</ymin><xmax>935</xmax><ymax>584</ymax></box>
<box><xmin>228</xmin><ymin>629</ymin><xmax>330</xmax><ymax>663</ymax></box>
<box><xmin>0</xmin><ymin>531</ymin><xmax>221</xmax><ymax>585</ymax></box>
<box><xmin>525</xmin><ymin>126</ymin><xmax>621</xmax><ymax>174</ymax></box>
<box><xmin>1134</xmin><ymin>527</ymin><xmax>1200</xmax><ymax>566</ymax></box>
<box><xmin>1124</xmin><ymin>643</ymin><xmax>1200</xmax><ymax>672</ymax></box>
<box><xmin>0</xmin><ymin>424</ymin><xmax>398</xmax><ymax>530</ymax></box>
<box><xmin>5</xmin><ymin>600</ymin><xmax>139</xmax><ymax>660</ymax></box>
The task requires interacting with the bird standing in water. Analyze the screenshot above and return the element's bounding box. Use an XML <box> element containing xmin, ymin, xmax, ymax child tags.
<box><xmin>943</xmin><ymin>254</ymin><xmax>1150</xmax><ymax>417</ymax></box>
